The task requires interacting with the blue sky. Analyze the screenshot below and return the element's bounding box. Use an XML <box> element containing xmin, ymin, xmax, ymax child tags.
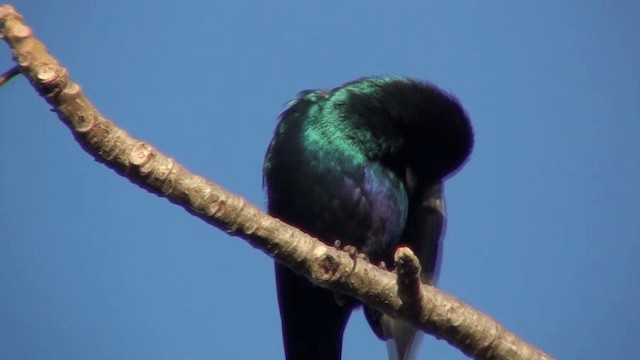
<box><xmin>1</xmin><ymin>1</ymin><xmax>639</xmax><ymax>359</ymax></box>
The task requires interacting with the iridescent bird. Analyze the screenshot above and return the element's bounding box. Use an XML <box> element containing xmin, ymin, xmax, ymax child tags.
<box><xmin>263</xmin><ymin>77</ymin><xmax>473</xmax><ymax>360</ymax></box>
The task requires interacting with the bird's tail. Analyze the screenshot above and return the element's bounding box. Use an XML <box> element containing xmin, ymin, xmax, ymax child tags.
<box><xmin>364</xmin><ymin>307</ymin><xmax>422</xmax><ymax>360</ymax></box>
<box><xmin>384</xmin><ymin>316</ymin><xmax>422</xmax><ymax>360</ymax></box>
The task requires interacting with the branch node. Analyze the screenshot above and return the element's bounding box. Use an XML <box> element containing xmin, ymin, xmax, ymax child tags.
<box><xmin>0</xmin><ymin>5</ymin><xmax>15</xmax><ymax>22</ymax></box>
<box><xmin>36</xmin><ymin>63</ymin><xmax>59</xmax><ymax>84</ymax></box>
<box><xmin>130</xmin><ymin>142</ymin><xmax>155</xmax><ymax>167</ymax></box>
<box><xmin>62</xmin><ymin>81</ymin><xmax>81</xmax><ymax>96</ymax></box>
<box><xmin>312</xmin><ymin>252</ymin><xmax>340</xmax><ymax>282</ymax></box>
<box><xmin>72</xmin><ymin>111</ymin><xmax>96</xmax><ymax>133</ymax></box>
<box><xmin>9</xmin><ymin>23</ymin><xmax>31</xmax><ymax>40</ymax></box>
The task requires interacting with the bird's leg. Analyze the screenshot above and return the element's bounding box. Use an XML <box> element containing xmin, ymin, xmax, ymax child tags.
<box><xmin>332</xmin><ymin>241</ymin><xmax>372</xmax><ymax>306</ymax></box>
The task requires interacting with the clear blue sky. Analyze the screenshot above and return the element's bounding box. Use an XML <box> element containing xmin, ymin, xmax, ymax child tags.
<box><xmin>1</xmin><ymin>1</ymin><xmax>638</xmax><ymax>359</ymax></box>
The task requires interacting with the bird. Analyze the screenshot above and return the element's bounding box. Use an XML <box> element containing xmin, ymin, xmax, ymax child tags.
<box><xmin>263</xmin><ymin>76</ymin><xmax>473</xmax><ymax>360</ymax></box>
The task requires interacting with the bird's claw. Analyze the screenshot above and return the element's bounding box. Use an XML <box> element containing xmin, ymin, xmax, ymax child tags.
<box><xmin>342</xmin><ymin>245</ymin><xmax>358</xmax><ymax>258</ymax></box>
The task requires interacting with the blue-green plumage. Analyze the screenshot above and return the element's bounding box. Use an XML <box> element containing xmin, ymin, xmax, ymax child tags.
<box><xmin>264</xmin><ymin>76</ymin><xmax>473</xmax><ymax>360</ymax></box>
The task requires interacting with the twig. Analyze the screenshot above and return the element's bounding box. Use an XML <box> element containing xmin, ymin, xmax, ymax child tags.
<box><xmin>0</xmin><ymin>64</ymin><xmax>20</xmax><ymax>87</ymax></box>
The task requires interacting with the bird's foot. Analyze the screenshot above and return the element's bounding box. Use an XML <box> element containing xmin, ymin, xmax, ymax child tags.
<box><xmin>342</xmin><ymin>244</ymin><xmax>358</xmax><ymax>258</ymax></box>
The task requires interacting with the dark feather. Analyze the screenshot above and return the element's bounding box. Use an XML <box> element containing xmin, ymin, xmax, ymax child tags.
<box><xmin>264</xmin><ymin>76</ymin><xmax>473</xmax><ymax>360</ymax></box>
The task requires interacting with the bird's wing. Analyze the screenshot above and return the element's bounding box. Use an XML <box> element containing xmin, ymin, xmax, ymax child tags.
<box><xmin>411</xmin><ymin>180</ymin><xmax>446</xmax><ymax>285</ymax></box>
<box><xmin>365</xmin><ymin>181</ymin><xmax>446</xmax><ymax>360</ymax></box>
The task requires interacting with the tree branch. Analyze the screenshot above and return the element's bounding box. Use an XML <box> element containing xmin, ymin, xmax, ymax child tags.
<box><xmin>0</xmin><ymin>5</ymin><xmax>552</xmax><ymax>360</ymax></box>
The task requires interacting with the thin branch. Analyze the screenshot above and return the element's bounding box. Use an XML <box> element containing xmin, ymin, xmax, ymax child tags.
<box><xmin>0</xmin><ymin>5</ymin><xmax>552</xmax><ymax>360</ymax></box>
<box><xmin>0</xmin><ymin>64</ymin><xmax>20</xmax><ymax>87</ymax></box>
<box><xmin>394</xmin><ymin>247</ymin><xmax>424</xmax><ymax>315</ymax></box>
